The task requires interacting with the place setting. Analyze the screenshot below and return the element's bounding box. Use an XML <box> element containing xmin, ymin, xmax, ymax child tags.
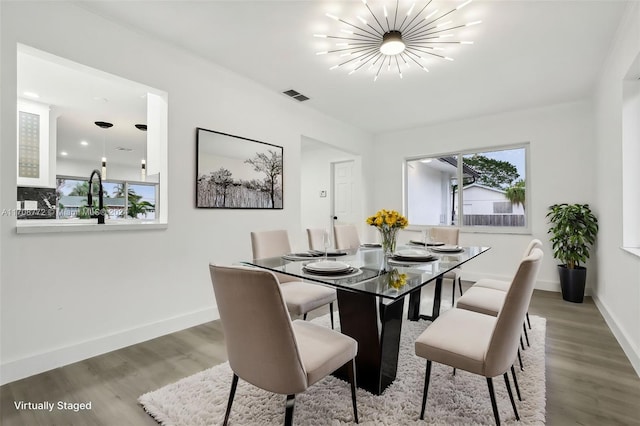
<box><xmin>407</xmin><ymin>240</ymin><xmax>445</xmax><ymax>247</ymax></box>
<box><xmin>301</xmin><ymin>260</ymin><xmax>362</xmax><ymax>279</ymax></box>
<box><xmin>387</xmin><ymin>248</ymin><xmax>438</xmax><ymax>266</ymax></box>
<box><xmin>407</xmin><ymin>229</ymin><xmax>446</xmax><ymax>247</ymax></box>
<box><xmin>359</xmin><ymin>243</ymin><xmax>382</xmax><ymax>249</ymax></box>
<box><xmin>282</xmin><ymin>250</ymin><xmax>347</xmax><ymax>261</ymax></box>
<box><xmin>429</xmin><ymin>244</ymin><xmax>465</xmax><ymax>253</ymax></box>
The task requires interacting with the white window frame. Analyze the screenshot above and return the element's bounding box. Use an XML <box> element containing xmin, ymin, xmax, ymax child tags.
<box><xmin>403</xmin><ymin>142</ymin><xmax>531</xmax><ymax>234</ymax></box>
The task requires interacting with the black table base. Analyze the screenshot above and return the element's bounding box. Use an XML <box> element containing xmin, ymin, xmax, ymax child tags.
<box><xmin>334</xmin><ymin>289</ymin><xmax>404</xmax><ymax>395</ymax></box>
<box><xmin>408</xmin><ymin>276</ymin><xmax>443</xmax><ymax>321</ymax></box>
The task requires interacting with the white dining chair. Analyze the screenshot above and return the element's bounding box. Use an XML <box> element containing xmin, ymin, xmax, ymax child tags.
<box><xmin>333</xmin><ymin>224</ymin><xmax>361</xmax><ymax>250</ymax></box>
<box><xmin>415</xmin><ymin>249</ymin><xmax>543</xmax><ymax>425</ymax></box>
<box><xmin>210</xmin><ymin>264</ymin><xmax>358</xmax><ymax>426</ymax></box>
<box><xmin>456</xmin><ymin>239</ymin><xmax>543</xmax><ymax>349</ymax></box>
<box><xmin>430</xmin><ymin>227</ymin><xmax>463</xmax><ymax>305</ymax></box>
<box><xmin>306</xmin><ymin>228</ymin><xmax>325</xmax><ymax>251</ymax></box>
<box><xmin>251</xmin><ymin>230</ymin><xmax>337</xmax><ymax>328</ymax></box>
<box><xmin>466</xmin><ymin>239</ymin><xmax>543</xmax><ymax>331</ymax></box>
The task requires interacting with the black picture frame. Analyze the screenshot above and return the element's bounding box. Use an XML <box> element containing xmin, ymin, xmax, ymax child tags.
<box><xmin>196</xmin><ymin>128</ymin><xmax>283</xmax><ymax>209</ymax></box>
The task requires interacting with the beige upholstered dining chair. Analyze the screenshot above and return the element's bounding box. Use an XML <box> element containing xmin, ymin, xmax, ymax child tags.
<box><xmin>306</xmin><ymin>228</ymin><xmax>325</xmax><ymax>251</ymax></box>
<box><xmin>251</xmin><ymin>230</ymin><xmax>337</xmax><ymax>328</ymax></box>
<box><xmin>414</xmin><ymin>248</ymin><xmax>543</xmax><ymax>425</ymax></box>
<box><xmin>430</xmin><ymin>227</ymin><xmax>463</xmax><ymax>305</ymax></box>
<box><xmin>456</xmin><ymin>239</ymin><xmax>543</xmax><ymax>346</ymax></box>
<box><xmin>333</xmin><ymin>224</ymin><xmax>361</xmax><ymax>250</ymax></box>
<box><xmin>209</xmin><ymin>264</ymin><xmax>359</xmax><ymax>426</ymax></box>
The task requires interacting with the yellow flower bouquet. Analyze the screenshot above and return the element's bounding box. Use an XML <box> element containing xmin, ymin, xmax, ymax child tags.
<box><xmin>366</xmin><ymin>209</ymin><xmax>408</xmax><ymax>256</ymax></box>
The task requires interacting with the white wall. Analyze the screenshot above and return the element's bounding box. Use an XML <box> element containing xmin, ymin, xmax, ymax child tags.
<box><xmin>373</xmin><ymin>101</ymin><xmax>597</xmax><ymax>291</ymax></box>
<box><xmin>593</xmin><ymin>1</ymin><xmax>640</xmax><ymax>375</ymax></box>
<box><xmin>0</xmin><ymin>1</ymin><xmax>373</xmax><ymax>384</ymax></box>
<box><xmin>57</xmin><ymin>158</ymin><xmax>145</xmax><ymax>182</ymax></box>
<box><xmin>407</xmin><ymin>162</ymin><xmax>445</xmax><ymax>225</ymax></box>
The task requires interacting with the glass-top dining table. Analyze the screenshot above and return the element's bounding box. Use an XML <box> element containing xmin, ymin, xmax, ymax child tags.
<box><xmin>243</xmin><ymin>244</ymin><xmax>490</xmax><ymax>395</ymax></box>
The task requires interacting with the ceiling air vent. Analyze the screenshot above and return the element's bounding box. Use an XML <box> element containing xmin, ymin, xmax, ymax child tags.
<box><xmin>282</xmin><ymin>89</ymin><xmax>310</xmax><ymax>102</ymax></box>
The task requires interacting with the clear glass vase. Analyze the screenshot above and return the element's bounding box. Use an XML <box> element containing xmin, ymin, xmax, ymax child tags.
<box><xmin>379</xmin><ymin>227</ymin><xmax>399</xmax><ymax>257</ymax></box>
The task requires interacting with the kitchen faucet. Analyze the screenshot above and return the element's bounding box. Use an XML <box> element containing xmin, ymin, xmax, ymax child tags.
<box><xmin>88</xmin><ymin>169</ymin><xmax>105</xmax><ymax>224</ymax></box>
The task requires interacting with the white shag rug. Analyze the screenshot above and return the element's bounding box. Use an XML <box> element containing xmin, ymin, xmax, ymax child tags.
<box><xmin>139</xmin><ymin>314</ymin><xmax>546</xmax><ymax>425</ymax></box>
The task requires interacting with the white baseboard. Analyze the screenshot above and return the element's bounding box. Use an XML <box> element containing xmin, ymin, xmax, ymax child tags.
<box><xmin>592</xmin><ymin>295</ymin><xmax>640</xmax><ymax>378</ymax></box>
<box><xmin>0</xmin><ymin>307</ymin><xmax>219</xmax><ymax>386</ymax></box>
<box><xmin>463</xmin><ymin>271</ymin><xmax>638</xmax><ymax>377</ymax></box>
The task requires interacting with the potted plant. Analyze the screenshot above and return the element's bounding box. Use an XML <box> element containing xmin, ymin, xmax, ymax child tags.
<box><xmin>546</xmin><ymin>203</ymin><xmax>598</xmax><ymax>303</ymax></box>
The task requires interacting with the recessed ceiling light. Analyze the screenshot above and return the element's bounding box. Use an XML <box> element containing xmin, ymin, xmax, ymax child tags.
<box><xmin>80</xmin><ymin>140</ymin><xmax>89</xmax><ymax>146</ymax></box>
<box><xmin>60</xmin><ymin>151</ymin><xmax>68</xmax><ymax>156</ymax></box>
<box><xmin>23</xmin><ymin>91</ymin><xmax>40</xmax><ymax>99</ymax></box>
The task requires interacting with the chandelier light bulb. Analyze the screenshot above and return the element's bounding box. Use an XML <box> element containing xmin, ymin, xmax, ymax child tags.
<box><xmin>424</xmin><ymin>9</ymin><xmax>438</xmax><ymax>20</ymax></box>
<box><xmin>457</xmin><ymin>0</ymin><xmax>473</xmax><ymax>10</ymax></box>
<box><xmin>380</xmin><ymin>31</ymin><xmax>406</xmax><ymax>55</ymax></box>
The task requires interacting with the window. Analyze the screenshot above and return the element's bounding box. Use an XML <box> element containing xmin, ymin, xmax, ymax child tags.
<box><xmin>54</xmin><ymin>177</ymin><xmax>157</xmax><ymax>221</ymax></box>
<box><xmin>17</xmin><ymin>100</ymin><xmax>50</xmax><ymax>187</ymax></box>
<box><xmin>405</xmin><ymin>144</ymin><xmax>529</xmax><ymax>231</ymax></box>
<box><xmin>493</xmin><ymin>201</ymin><xmax>513</xmax><ymax>214</ymax></box>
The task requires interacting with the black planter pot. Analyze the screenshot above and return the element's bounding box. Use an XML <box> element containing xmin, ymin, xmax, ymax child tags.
<box><xmin>558</xmin><ymin>265</ymin><xmax>587</xmax><ymax>303</ymax></box>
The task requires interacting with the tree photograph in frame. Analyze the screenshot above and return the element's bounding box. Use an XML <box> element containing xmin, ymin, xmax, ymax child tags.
<box><xmin>196</xmin><ymin>128</ymin><xmax>283</xmax><ymax>209</ymax></box>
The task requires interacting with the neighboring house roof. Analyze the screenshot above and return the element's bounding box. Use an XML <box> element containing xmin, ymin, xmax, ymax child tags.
<box><xmin>462</xmin><ymin>183</ymin><xmax>507</xmax><ymax>194</ymax></box>
<box><xmin>438</xmin><ymin>157</ymin><xmax>482</xmax><ymax>179</ymax></box>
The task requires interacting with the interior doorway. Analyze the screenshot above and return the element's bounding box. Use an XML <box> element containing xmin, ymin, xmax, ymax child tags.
<box><xmin>300</xmin><ymin>137</ymin><xmax>362</xmax><ymax>247</ymax></box>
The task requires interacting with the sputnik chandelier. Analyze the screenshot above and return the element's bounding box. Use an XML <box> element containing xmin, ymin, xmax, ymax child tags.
<box><xmin>315</xmin><ymin>0</ymin><xmax>481</xmax><ymax>81</ymax></box>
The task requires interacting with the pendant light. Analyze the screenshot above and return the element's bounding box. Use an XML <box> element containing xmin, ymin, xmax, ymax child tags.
<box><xmin>95</xmin><ymin>121</ymin><xmax>113</xmax><ymax>179</ymax></box>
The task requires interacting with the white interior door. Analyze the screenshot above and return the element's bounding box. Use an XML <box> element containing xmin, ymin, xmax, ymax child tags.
<box><xmin>332</xmin><ymin>160</ymin><xmax>358</xmax><ymax>227</ymax></box>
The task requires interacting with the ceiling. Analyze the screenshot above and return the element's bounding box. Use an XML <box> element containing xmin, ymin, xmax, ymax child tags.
<box><xmin>74</xmin><ymin>0</ymin><xmax>628</xmax><ymax>135</ymax></box>
<box><xmin>18</xmin><ymin>47</ymin><xmax>150</xmax><ymax>168</ymax></box>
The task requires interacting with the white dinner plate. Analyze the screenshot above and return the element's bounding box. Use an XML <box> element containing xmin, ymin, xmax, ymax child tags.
<box><xmin>408</xmin><ymin>240</ymin><xmax>445</xmax><ymax>247</ymax></box>
<box><xmin>430</xmin><ymin>245</ymin><xmax>464</xmax><ymax>253</ymax></box>
<box><xmin>388</xmin><ymin>258</ymin><xmax>436</xmax><ymax>266</ymax></box>
<box><xmin>394</xmin><ymin>248</ymin><xmax>432</xmax><ymax>258</ymax></box>
<box><xmin>360</xmin><ymin>243</ymin><xmax>382</xmax><ymax>249</ymax></box>
<box><xmin>303</xmin><ymin>267</ymin><xmax>363</xmax><ymax>279</ymax></box>
<box><xmin>304</xmin><ymin>260</ymin><xmax>351</xmax><ymax>272</ymax></box>
<box><xmin>282</xmin><ymin>252</ymin><xmax>324</xmax><ymax>261</ymax></box>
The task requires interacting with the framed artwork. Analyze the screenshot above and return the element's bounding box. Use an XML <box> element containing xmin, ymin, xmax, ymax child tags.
<box><xmin>196</xmin><ymin>128</ymin><xmax>283</xmax><ymax>209</ymax></box>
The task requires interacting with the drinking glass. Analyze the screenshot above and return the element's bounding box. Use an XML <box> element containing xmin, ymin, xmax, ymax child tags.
<box><xmin>323</xmin><ymin>229</ymin><xmax>331</xmax><ymax>258</ymax></box>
